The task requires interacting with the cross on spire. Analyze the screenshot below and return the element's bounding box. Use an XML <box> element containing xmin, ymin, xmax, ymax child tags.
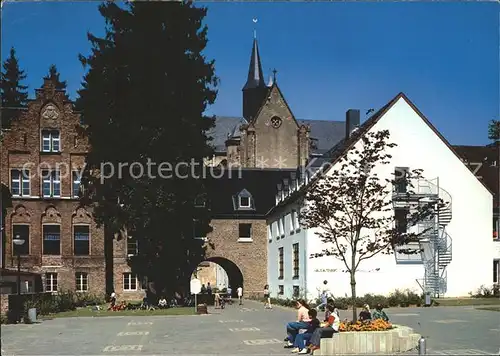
<box><xmin>272</xmin><ymin>68</ymin><xmax>278</xmax><ymax>83</ymax></box>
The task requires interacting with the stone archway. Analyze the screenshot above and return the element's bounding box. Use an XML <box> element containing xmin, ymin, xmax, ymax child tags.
<box><xmin>192</xmin><ymin>257</ymin><xmax>244</xmax><ymax>297</ymax></box>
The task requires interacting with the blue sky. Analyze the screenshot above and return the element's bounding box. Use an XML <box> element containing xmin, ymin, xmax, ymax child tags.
<box><xmin>1</xmin><ymin>1</ymin><xmax>498</xmax><ymax>145</ymax></box>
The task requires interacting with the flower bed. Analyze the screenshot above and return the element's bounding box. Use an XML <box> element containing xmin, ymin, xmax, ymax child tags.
<box><xmin>339</xmin><ymin>319</ymin><xmax>393</xmax><ymax>332</ymax></box>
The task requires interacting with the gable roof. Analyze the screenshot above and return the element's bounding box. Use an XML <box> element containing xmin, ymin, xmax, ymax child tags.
<box><xmin>209</xmin><ymin>115</ymin><xmax>345</xmax><ymax>155</ymax></box>
<box><xmin>269</xmin><ymin>92</ymin><xmax>494</xmax><ymax>214</ymax></box>
<box><xmin>321</xmin><ymin>92</ymin><xmax>493</xmax><ymax>194</ymax></box>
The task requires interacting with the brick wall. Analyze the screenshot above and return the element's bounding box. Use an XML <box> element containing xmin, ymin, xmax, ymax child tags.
<box><xmin>205</xmin><ymin>219</ymin><xmax>267</xmax><ymax>296</ymax></box>
<box><xmin>1</xmin><ymin>294</ymin><xmax>8</xmax><ymax>315</ymax></box>
<box><xmin>0</xmin><ymin>79</ymin><xmax>105</xmax><ymax>296</ymax></box>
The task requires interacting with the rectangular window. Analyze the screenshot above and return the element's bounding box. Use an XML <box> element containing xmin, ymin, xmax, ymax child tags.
<box><xmin>293</xmin><ymin>243</ymin><xmax>299</xmax><ymax>279</ymax></box>
<box><xmin>239</xmin><ymin>223</ymin><xmax>252</xmax><ymax>238</ymax></box>
<box><xmin>278</xmin><ymin>247</ymin><xmax>284</xmax><ymax>279</ymax></box>
<box><xmin>41</xmin><ymin>130</ymin><xmax>60</xmax><ymax>152</ymax></box>
<box><xmin>493</xmin><ymin>217</ymin><xmax>499</xmax><ymax>240</ymax></box>
<box><xmin>45</xmin><ymin>273</ymin><xmax>58</xmax><ymax>292</ymax></box>
<box><xmin>43</xmin><ymin>225</ymin><xmax>61</xmax><ymax>255</ymax></box>
<box><xmin>291</xmin><ymin>210</ymin><xmax>296</xmax><ymax>232</ymax></box>
<box><xmin>123</xmin><ymin>273</ymin><xmax>137</xmax><ymax>291</ymax></box>
<box><xmin>278</xmin><ymin>285</ymin><xmax>284</xmax><ymax>295</ymax></box>
<box><xmin>74</xmin><ymin>225</ymin><xmax>90</xmax><ymax>255</ymax></box>
<box><xmin>72</xmin><ymin>171</ymin><xmax>82</xmax><ymax>198</ymax></box>
<box><xmin>12</xmin><ymin>224</ymin><xmax>29</xmax><ymax>255</ymax></box>
<box><xmin>127</xmin><ymin>236</ymin><xmax>138</xmax><ymax>256</ymax></box>
<box><xmin>42</xmin><ymin>170</ymin><xmax>61</xmax><ymax>198</ymax></box>
<box><xmin>394</xmin><ymin>167</ymin><xmax>409</xmax><ymax>194</ymax></box>
<box><xmin>239</xmin><ymin>196</ymin><xmax>250</xmax><ymax>208</ymax></box>
<box><xmin>75</xmin><ymin>272</ymin><xmax>88</xmax><ymax>292</ymax></box>
<box><xmin>10</xmin><ymin>169</ymin><xmax>30</xmax><ymax>197</ymax></box>
<box><xmin>395</xmin><ymin>209</ymin><xmax>409</xmax><ymax>234</ymax></box>
<box><xmin>293</xmin><ymin>286</ymin><xmax>300</xmax><ymax>298</ymax></box>
<box><xmin>494</xmin><ymin>260</ymin><xmax>499</xmax><ymax>284</ymax></box>
<box><xmin>194</xmin><ymin>195</ymin><xmax>205</xmax><ymax>207</ymax></box>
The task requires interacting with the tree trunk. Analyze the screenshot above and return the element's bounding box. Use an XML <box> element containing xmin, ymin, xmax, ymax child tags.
<box><xmin>350</xmin><ymin>270</ymin><xmax>357</xmax><ymax>321</ymax></box>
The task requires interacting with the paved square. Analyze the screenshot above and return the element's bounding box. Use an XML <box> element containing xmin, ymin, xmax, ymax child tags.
<box><xmin>1</xmin><ymin>301</ymin><xmax>498</xmax><ymax>354</ymax></box>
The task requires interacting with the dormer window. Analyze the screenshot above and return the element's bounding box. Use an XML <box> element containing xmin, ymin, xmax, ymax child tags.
<box><xmin>194</xmin><ymin>194</ymin><xmax>206</xmax><ymax>207</ymax></box>
<box><xmin>239</xmin><ymin>196</ymin><xmax>250</xmax><ymax>208</ymax></box>
<box><xmin>233</xmin><ymin>189</ymin><xmax>255</xmax><ymax>210</ymax></box>
<box><xmin>41</xmin><ymin>129</ymin><xmax>60</xmax><ymax>152</ymax></box>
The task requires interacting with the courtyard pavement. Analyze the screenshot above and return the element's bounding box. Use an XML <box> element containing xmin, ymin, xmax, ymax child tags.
<box><xmin>1</xmin><ymin>300</ymin><xmax>499</xmax><ymax>355</ymax></box>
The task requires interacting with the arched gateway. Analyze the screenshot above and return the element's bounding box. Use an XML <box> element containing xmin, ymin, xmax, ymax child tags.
<box><xmin>199</xmin><ymin>169</ymin><xmax>295</xmax><ymax>297</ymax></box>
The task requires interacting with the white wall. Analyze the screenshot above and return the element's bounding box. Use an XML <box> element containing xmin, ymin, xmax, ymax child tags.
<box><xmin>267</xmin><ymin>202</ymin><xmax>307</xmax><ymax>299</ymax></box>
<box><xmin>271</xmin><ymin>96</ymin><xmax>493</xmax><ymax>299</ymax></box>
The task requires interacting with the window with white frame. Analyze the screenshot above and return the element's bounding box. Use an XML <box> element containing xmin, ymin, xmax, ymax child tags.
<box><xmin>75</xmin><ymin>272</ymin><xmax>88</xmax><ymax>292</ymax></box>
<box><xmin>41</xmin><ymin>129</ymin><xmax>60</xmax><ymax>152</ymax></box>
<box><xmin>11</xmin><ymin>169</ymin><xmax>30</xmax><ymax>197</ymax></box>
<box><xmin>234</xmin><ymin>189</ymin><xmax>254</xmax><ymax>210</ymax></box>
<box><xmin>280</xmin><ymin>217</ymin><xmax>285</xmax><ymax>237</ymax></box>
<box><xmin>45</xmin><ymin>272</ymin><xmax>58</xmax><ymax>292</ymax></box>
<box><xmin>493</xmin><ymin>217</ymin><xmax>499</xmax><ymax>240</ymax></box>
<box><xmin>72</xmin><ymin>171</ymin><xmax>82</xmax><ymax>198</ymax></box>
<box><xmin>278</xmin><ymin>218</ymin><xmax>284</xmax><ymax>237</ymax></box>
<box><xmin>127</xmin><ymin>236</ymin><xmax>138</xmax><ymax>256</ymax></box>
<box><xmin>123</xmin><ymin>273</ymin><xmax>138</xmax><ymax>291</ymax></box>
<box><xmin>42</xmin><ymin>170</ymin><xmax>61</xmax><ymax>197</ymax></box>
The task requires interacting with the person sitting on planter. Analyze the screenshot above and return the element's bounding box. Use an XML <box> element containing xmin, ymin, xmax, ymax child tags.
<box><xmin>372</xmin><ymin>304</ymin><xmax>389</xmax><ymax>321</ymax></box>
<box><xmin>308</xmin><ymin>304</ymin><xmax>341</xmax><ymax>353</ymax></box>
<box><xmin>358</xmin><ymin>304</ymin><xmax>372</xmax><ymax>321</ymax></box>
<box><xmin>292</xmin><ymin>308</ymin><xmax>321</xmax><ymax>354</ymax></box>
<box><xmin>285</xmin><ymin>299</ymin><xmax>311</xmax><ymax>348</ymax></box>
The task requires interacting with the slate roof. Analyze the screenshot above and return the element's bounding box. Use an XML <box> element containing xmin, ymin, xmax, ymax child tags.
<box><xmin>209</xmin><ymin>116</ymin><xmax>345</xmax><ymax>155</ymax></box>
<box><xmin>453</xmin><ymin>143</ymin><xmax>499</xmax><ymax>212</ymax></box>
<box><xmin>206</xmin><ymin>168</ymin><xmax>295</xmax><ymax>218</ymax></box>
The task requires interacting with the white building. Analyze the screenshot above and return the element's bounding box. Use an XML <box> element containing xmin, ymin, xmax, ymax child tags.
<box><xmin>267</xmin><ymin>92</ymin><xmax>494</xmax><ymax>300</ymax></box>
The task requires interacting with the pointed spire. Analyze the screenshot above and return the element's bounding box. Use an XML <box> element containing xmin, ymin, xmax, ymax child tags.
<box><xmin>243</xmin><ymin>38</ymin><xmax>266</xmax><ymax>90</ymax></box>
<box><xmin>267</xmin><ymin>75</ymin><xmax>273</xmax><ymax>87</ymax></box>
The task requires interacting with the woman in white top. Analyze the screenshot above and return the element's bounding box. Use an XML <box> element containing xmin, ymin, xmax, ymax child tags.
<box><xmin>237</xmin><ymin>286</ymin><xmax>243</xmax><ymax>305</ymax></box>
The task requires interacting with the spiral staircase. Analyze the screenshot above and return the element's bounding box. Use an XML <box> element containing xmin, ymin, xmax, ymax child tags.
<box><xmin>393</xmin><ymin>178</ymin><xmax>453</xmax><ymax>298</ymax></box>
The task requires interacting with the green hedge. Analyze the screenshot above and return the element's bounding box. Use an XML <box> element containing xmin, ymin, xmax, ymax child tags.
<box><xmin>20</xmin><ymin>291</ymin><xmax>105</xmax><ymax>316</ymax></box>
<box><xmin>252</xmin><ymin>289</ymin><xmax>425</xmax><ymax>309</ymax></box>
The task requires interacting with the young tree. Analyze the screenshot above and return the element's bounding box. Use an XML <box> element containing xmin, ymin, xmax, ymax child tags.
<box><xmin>488</xmin><ymin>119</ymin><xmax>499</xmax><ymax>143</ymax></box>
<box><xmin>77</xmin><ymin>1</ymin><xmax>217</xmax><ymax>297</ymax></box>
<box><xmin>0</xmin><ymin>47</ymin><xmax>28</xmax><ymax>128</ymax></box>
<box><xmin>301</xmin><ymin>130</ymin><xmax>442</xmax><ymax>321</ymax></box>
<box><xmin>44</xmin><ymin>64</ymin><xmax>67</xmax><ymax>90</ymax></box>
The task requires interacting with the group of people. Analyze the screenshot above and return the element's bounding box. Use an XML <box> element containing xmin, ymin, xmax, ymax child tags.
<box><xmin>284</xmin><ymin>299</ymin><xmax>340</xmax><ymax>354</ymax></box>
<box><xmin>358</xmin><ymin>303</ymin><xmax>389</xmax><ymax>322</ymax></box>
<box><xmin>214</xmin><ymin>285</ymin><xmax>244</xmax><ymax>308</ymax></box>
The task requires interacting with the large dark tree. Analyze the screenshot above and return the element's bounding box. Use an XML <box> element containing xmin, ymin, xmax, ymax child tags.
<box><xmin>78</xmin><ymin>1</ymin><xmax>217</xmax><ymax>297</ymax></box>
<box><xmin>0</xmin><ymin>47</ymin><xmax>28</xmax><ymax>128</ymax></box>
<box><xmin>44</xmin><ymin>64</ymin><xmax>67</xmax><ymax>90</ymax></box>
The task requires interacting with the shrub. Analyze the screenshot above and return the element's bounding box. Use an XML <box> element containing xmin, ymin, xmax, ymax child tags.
<box><xmin>469</xmin><ymin>285</ymin><xmax>500</xmax><ymax>298</ymax></box>
<box><xmin>254</xmin><ymin>289</ymin><xmax>424</xmax><ymax>310</ymax></box>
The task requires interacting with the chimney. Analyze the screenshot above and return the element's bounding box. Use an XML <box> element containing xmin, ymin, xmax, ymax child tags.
<box><xmin>345</xmin><ymin>109</ymin><xmax>360</xmax><ymax>139</ymax></box>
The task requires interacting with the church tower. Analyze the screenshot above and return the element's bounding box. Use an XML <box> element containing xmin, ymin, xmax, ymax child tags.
<box><xmin>242</xmin><ymin>38</ymin><xmax>269</xmax><ymax>122</ymax></box>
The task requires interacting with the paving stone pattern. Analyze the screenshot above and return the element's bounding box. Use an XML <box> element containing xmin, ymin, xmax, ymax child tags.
<box><xmin>1</xmin><ymin>301</ymin><xmax>499</xmax><ymax>355</ymax></box>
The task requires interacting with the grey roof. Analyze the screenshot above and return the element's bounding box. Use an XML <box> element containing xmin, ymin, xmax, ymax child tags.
<box><xmin>209</xmin><ymin>116</ymin><xmax>345</xmax><ymax>155</ymax></box>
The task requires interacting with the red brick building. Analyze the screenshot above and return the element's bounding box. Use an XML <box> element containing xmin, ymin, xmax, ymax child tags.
<box><xmin>0</xmin><ymin>79</ymin><xmax>106</xmax><ymax>295</ymax></box>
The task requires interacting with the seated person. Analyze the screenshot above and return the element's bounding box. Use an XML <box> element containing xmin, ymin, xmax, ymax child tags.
<box><xmin>372</xmin><ymin>304</ymin><xmax>389</xmax><ymax>321</ymax></box>
<box><xmin>158</xmin><ymin>296</ymin><xmax>168</xmax><ymax>309</ymax></box>
<box><xmin>308</xmin><ymin>304</ymin><xmax>340</xmax><ymax>353</ymax></box>
<box><xmin>358</xmin><ymin>304</ymin><xmax>372</xmax><ymax>321</ymax></box>
<box><xmin>285</xmin><ymin>299</ymin><xmax>311</xmax><ymax>348</ymax></box>
<box><xmin>292</xmin><ymin>309</ymin><xmax>321</xmax><ymax>354</ymax></box>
